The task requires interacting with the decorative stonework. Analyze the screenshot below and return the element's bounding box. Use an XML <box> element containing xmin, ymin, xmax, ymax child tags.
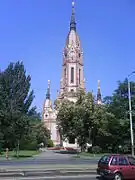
<box><xmin>58</xmin><ymin>2</ymin><xmax>85</xmax><ymax>102</ymax></box>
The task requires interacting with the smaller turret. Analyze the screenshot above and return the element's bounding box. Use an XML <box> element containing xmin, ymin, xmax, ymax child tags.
<box><xmin>97</xmin><ymin>80</ymin><xmax>102</xmax><ymax>105</ymax></box>
<box><xmin>43</xmin><ymin>80</ymin><xmax>52</xmax><ymax>114</ymax></box>
<box><xmin>42</xmin><ymin>80</ymin><xmax>59</xmax><ymax>145</ymax></box>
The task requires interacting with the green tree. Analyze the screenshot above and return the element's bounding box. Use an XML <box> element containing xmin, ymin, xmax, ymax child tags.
<box><xmin>34</xmin><ymin>122</ymin><xmax>50</xmax><ymax>146</ymax></box>
<box><xmin>103</xmin><ymin>79</ymin><xmax>135</xmax><ymax>152</ymax></box>
<box><xmin>57</xmin><ymin>99</ymin><xmax>75</xmax><ymax>146</ymax></box>
<box><xmin>0</xmin><ymin>61</ymin><xmax>34</xmax><ymax>149</ymax></box>
<box><xmin>20</xmin><ymin>121</ymin><xmax>50</xmax><ymax>150</ymax></box>
<box><xmin>93</xmin><ymin>105</ymin><xmax>127</xmax><ymax>152</ymax></box>
<box><xmin>57</xmin><ymin>91</ymin><xmax>95</xmax><ymax>151</ymax></box>
<box><xmin>104</xmin><ymin>79</ymin><xmax>135</xmax><ymax>120</ymax></box>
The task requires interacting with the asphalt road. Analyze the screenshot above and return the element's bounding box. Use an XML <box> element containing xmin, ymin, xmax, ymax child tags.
<box><xmin>0</xmin><ymin>151</ymin><xmax>98</xmax><ymax>166</ymax></box>
<box><xmin>0</xmin><ymin>158</ymin><xmax>98</xmax><ymax>166</ymax></box>
<box><xmin>2</xmin><ymin>174</ymin><xmax>101</xmax><ymax>180</ymax></box>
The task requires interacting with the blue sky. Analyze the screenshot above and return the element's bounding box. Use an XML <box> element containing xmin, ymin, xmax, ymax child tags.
<box><xmin>0</xmin><ymin>0</ymin><xmax>135</xmax><ymax>112</ymax></box>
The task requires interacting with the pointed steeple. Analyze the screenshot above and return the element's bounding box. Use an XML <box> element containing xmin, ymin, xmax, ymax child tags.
<box><xmin>46</xmin><ymin>80</ymin><xmax>50</xmax><ymax>99</ymax></box>
<box><xmin>97</xmin><ymin>80</ymin><xmax>102</xmax><ymax>104</ymax></box>
<box><xmin>70</xmin><ymin>1</ymin><xmax>76</xmax><ymax>31</ymax></box>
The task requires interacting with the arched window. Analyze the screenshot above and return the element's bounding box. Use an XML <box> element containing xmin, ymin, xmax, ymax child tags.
<box><xmin>71</xmin><ymin>67</ymin><xmax>74</xmax><ymax>83</ymax></box>
<box><xmin>64</xmin><ymin>68</ymin><xmax>66</xmax><ymax>78</ymax></box>
<box><xmin>79</xmin><ymin>69</ymin><xmax>81</xmax><ymax>84</ymax></box>
<box><xmin>64</xmin><ymin>68</ymin><xmax>67</xmax><ymax>85</ymax></box>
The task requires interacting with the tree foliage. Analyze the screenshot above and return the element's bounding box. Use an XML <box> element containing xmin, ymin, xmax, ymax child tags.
<box><xmin>57</xmin><ymin>79</ymin><xmax>135</xmax><ymax>153</ymax></box>
<box><xmin>20</xmin><ymin>122</ymin><xmax>50</xmax><ymax>150</ymax></box>
<box><xmin>57</xmin><ymin>91</ymin><xmax>96</xmax><ymax>150</ymax></box>
<box><xmin>0</xmin><ymin>61</ymin><xmax>36</xmax><ymax>148</ymax></box>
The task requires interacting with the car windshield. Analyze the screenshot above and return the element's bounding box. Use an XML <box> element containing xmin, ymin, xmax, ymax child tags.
<box><xmin>99</xmin><ymin>155</ymin><xmax>110</xmax><ymax>165</ymax></box>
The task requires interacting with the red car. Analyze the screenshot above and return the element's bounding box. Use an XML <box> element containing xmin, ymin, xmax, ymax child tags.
<box><xmin>97</xmin><ymin>154</ymin><xmax>135</xmax><ymax>180</ymax></box>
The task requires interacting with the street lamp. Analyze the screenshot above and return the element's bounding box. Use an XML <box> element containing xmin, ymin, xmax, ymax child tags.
<box><xmin>127</xmin><ymin>71</ymin><xmax>135</xmax><ymax>157</ymax></box>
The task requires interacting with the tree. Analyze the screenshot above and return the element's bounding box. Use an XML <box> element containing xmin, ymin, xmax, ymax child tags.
<box><xmin>92</xmin><ymin>104</ymin><xmax>128</xmax><ymax>152</ymax></box>
<box><xmin>57</xmin><ymin>79</ymin><xmax>135</xmax><ymax>153</ymax></box>
<box><xmin>57</xmin><ymin>99</ymin><xmax>75</xmax><ymax>146</ymax></box>
<box><xmin>57</xmin><ymin>91</ymin><xmax>95</xmax><ymax>151</ymax></box>
<box><xmin>103</xmin><ymin>79</ymin><xmax>135</xmax><ymax>152</ymax></box>
<box><xmin>20</xmin><ymin>120</ymin><xmax>51</xmax><ymax>150</ymax></box>
<box><xmin>34</xmin><ymin>122</ymin><xmax>50</xmax><ymax>146</ymax></box>
<box><xmin>0</xmin><ymin>61</ymin><xmax>34</xmax><ymax>149</ymax></box>
<box><xmin>104</xmin><ymin>79</ymin><xmax>135</xmax><ymax>120</ymax></box>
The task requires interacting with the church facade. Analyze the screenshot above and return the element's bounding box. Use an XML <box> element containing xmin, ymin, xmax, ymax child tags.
<box><xmin>42</xmin><ymin>2</ymin><xmax>102</xmax><ymax>147</ymax></box>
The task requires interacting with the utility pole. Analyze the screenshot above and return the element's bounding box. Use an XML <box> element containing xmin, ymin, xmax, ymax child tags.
<box><xmin>127</xmin><ymin>71</ymin><xmax>135</xmax><ymax>156</ymax></box>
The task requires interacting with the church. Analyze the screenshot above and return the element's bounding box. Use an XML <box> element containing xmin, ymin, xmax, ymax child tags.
<box><xmin>42</xmin><ymin>2</ymin><xmax>102</xmax><ymax>148</ymax></box>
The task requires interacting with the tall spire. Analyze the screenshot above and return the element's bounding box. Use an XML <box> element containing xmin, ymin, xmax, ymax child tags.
<box><xmin>46</xmin><ymin>80</ymin><xmax>50</xmax><ymax>99</ymax></box>
<box><xmin>97</xmin><ymin>80</ymin><xmax>102</xmax><ymax>104</ymax></box>
<box><xmin>70</xmin><ymin>1</ymin><xmax>76</xmax><ymax>31</ymax></box>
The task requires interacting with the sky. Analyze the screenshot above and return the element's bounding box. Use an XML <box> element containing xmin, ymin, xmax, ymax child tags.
<box><xmin>0</xmin><ymin>0</ymin><xmax>135</xmax><ymax>112</ymax></box>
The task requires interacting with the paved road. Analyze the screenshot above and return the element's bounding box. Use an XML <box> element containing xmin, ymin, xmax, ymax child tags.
<box><xmin>0</xmin><ymin>151</ymin><xmax>98</xmax><ymax>166</ymax></box>
<box><xmin>0</xmin><ymin>158</ymin><xmax>98</xmax><ymax>166</ymax></box>
<box><xmin>2</xmin><ymin>174</ymin><xmax>101</xmax><ymax>180</ymax></box>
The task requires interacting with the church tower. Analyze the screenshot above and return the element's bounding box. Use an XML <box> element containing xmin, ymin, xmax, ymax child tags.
<box><xmin>97</xmin><ymin>80</ymin><xmax>102</xmax><ymax>105</ymax></box>
<box><xmin>42</xmin><ymin>80</ymin><xmax>59</xmax><ymax>145</ymax></box>
<box><xmin>59</xmin><ymin>1</ymin><xmax>85</xmax><ymax>102</ymax></box>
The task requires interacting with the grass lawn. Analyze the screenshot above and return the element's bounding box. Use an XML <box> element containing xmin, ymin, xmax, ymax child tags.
<box><xmin>0</xmin><ymin>150</ymin><xmax>40</xmax><ymax>159</ymax></box>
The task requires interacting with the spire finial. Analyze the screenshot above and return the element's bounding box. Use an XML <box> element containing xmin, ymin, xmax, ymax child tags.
<box><xmin>98</xmin><ymin>80</ymin><xmax>100</xmax><ymax>89</ymax></box>
<box><xmin>46</xmin><ymin>80</ymin><xmax>50</xmax><ymax>99</ymax></box>
<box><xmin>48</xmin><ymin>80</ymin><xmax>50</xmax><ymax>88</ymax></box>
<box><xmin>72</xmin><ymin>1</ymin><xmax>75</xmax><ymax>7</ymax></box>
<box><xmin>70</xmin><ymin>1</ymin><xmax>76</xmax><ymax>31</ymax></box>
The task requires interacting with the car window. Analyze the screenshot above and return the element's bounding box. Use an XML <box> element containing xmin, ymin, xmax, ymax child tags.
<box><xmin>110</xmin><ymin>156</ymin><xmax>118</xmax><ymax>165</ymax></box>
<box><xmin>118</xmin><ymin>157</ymin><xmax>129</xmax><ymax>166</ymax></box>
<box><xmin>99</xmin><ymin>155</ymin><xmax>110</xmax><ymax>165</ymax></box>
<box><xmin>128</xmin><ymin>157</ymin><xmax>135</xmax><ymax>165</ymax></box>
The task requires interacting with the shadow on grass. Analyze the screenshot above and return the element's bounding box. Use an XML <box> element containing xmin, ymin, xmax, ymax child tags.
<box><xmin>12</xmin><ymin>155</ymin><xmax>32</xmax><ymax>159</ymax></box>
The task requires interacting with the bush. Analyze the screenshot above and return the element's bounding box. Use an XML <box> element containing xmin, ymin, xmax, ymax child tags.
<box><xmin>122</xmin><ymin>145</ymin><xmax>130</xmax><ymax>154</ymax></box>
<box><xmin>92</xmin><ymin>146</ymin><xmax>102</xmax><ymax>154</ymax></box>
<box><xmin>47</xmin><ymin>139</ymin><xmax>54</xmax><ymax>147</ymax></box>
<box><xmin>20</xmin><ymin>139</ymin><xmax>38</xmax><ymax>150</ymax></box>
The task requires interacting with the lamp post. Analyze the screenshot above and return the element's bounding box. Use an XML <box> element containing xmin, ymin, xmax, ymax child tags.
<box><xmin>127</xmin><ymin>71</ymin><xmax>135</xmax><ymax>156</ymax></box>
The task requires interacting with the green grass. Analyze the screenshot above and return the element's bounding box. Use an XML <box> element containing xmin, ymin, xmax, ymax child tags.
<box><xmin>0</xmin><ymin>150</ymin><xmax>40</xmax><ymax>159</ymax></box>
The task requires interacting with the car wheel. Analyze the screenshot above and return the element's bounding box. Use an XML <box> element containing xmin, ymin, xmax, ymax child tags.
<box><xmin>114</xmin><ymin>173</ymin><xmax>122</xmax><ymax>180</ymax></box>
